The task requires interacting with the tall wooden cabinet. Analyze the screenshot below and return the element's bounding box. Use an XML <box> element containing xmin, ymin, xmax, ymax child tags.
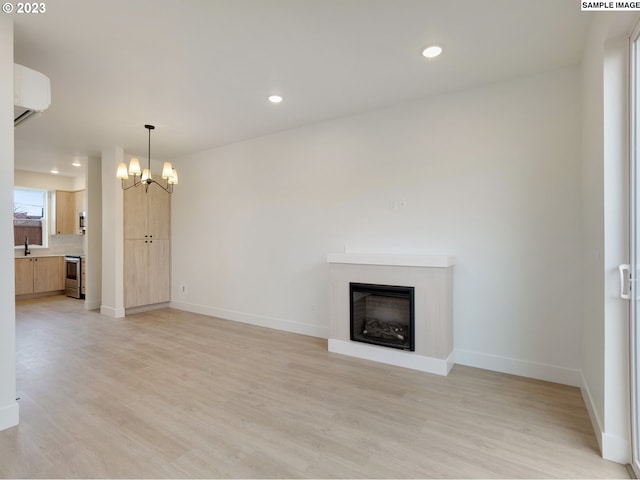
<box><xmin>123</xmin><ymin>184</ymin><xmax>171</xmax><ymax>308</ymax></box>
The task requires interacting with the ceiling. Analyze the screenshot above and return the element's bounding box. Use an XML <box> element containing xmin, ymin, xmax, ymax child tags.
<box><xmin>12</xmin><ymin>0</ymin><xmax>592</xmax><ymax>178</ymax></box>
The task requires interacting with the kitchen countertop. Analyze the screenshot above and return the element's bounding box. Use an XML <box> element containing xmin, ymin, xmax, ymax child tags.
<box><xmin>14</xmin><ymin>253</ymin><xmax>83</xmax><ymax>258</ymax></box>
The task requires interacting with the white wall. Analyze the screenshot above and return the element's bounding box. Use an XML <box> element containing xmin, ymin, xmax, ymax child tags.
<box><xmin>85</xmin><ymin>156</ymin><xmax>102</xmax><ymax>311</ymax></box>
<box><xmin>15</xmin><ymin>169</ymin><xmax>77</xmax><ymax>190</ymax></box>
<box><xmin>171</xmin><ymin>66</ymin><xmax>583</xmax><ymax>385</ymax></box>
<box><xmin>602</xmin><ymin>34</ymin><xmax>631</xmax><ymax>463</ymax></box>
<box><xmin>100</xmin><ymin>147</ymin><xmax>125</xmax><ymax>318</ymax></box>
<box><xmin>0</xmin><ymin>16</ymin><xmax>18</xmax><ymax>431</ymax></box>
<box><xmin>580</xmin><ymin>13</ymin><xmax>639</xmax><ymax>464</ymax></box>
<box><xmin>581</xmin><ymin>12</ymin><xmax>607</xmax><ymax>447</ymax></box>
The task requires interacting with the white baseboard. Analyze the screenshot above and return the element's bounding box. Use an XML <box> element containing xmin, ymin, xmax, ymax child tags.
<box><xmin>329</xmin><ymin>339</ymin><xmax>453</xmax><ymax>376</ymax></box>
<box><xmin>454</xmin><ymin>348</ymin><xmax>582</xmax><ymax>387</ymax></box>
<box><xmin>0</xmin><ymin>401</ymin><xmax>18</xmax><ymax>432</ymax></box>
<box><xmin>602</xmin><ymin>432</ymin><xmax>630</xmax><ymax>464</ymax></box>
<box><xmin>581</xmin><ymin>372</ymin><xmax>630</xmax><ymax>464</ymax></box>
<box><xmin>581</xmin><ymin>378</ymin><xmax>603</xmax><ymax>453</ymax></box>
<box><xmin>169</xmin><ymin>300</ymin><xmax>329</xmax><ymax>338</ymax></box>
<box><xmin>126</xmin><ymin>302</ymin><xmax>170</xmax><ymax>316</ymax></box>
<box><xmin>100</xmin><ymin>305</ymin><xmax>125</xmax><ymax>318</ymax></box>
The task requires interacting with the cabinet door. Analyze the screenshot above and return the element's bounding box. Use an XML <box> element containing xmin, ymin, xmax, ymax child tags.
<box><xmin>124</xmin><ymin>239</ymin><xmax>149</xmax><ymax>308</ymax></box>
<box><xmin>15</xmin><ymin>258</ymin><xmax>34</xmax><ymax>295</ymax></box>
<box><xmin>147</xmin><ymin>184</ymin><xmax>171</xmax><ymax>240</ymax></box>
<box><xmin>148</xmin><ymin>239</ymin><xmax>170</xmax><ymax>304</ymax></box>
<box><xmin>33</xmin><ymin>257</ymin><xmax>64</xmax><ymax>293</ymax></box>
<box><xmin>55</xmin><ymin>191</ymin><xmax>75</xmax><ymax>234</ymax></box>
<box><xmin>123</xmin><ymin>185</ymin><xmax>149</xmax><ymax>240</ymax></box>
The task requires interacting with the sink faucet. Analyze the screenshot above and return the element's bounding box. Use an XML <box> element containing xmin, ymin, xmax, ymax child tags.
<box><xmin>24</xmin><ymin>236</ymin><xmax>30</xmax><ymax>256</ymax></box>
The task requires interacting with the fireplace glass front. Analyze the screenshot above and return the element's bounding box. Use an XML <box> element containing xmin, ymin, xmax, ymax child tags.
<box><xmin>350</xmin><ymin>282</ymin><xmax>415</xmax><ymax>351</ymax></box>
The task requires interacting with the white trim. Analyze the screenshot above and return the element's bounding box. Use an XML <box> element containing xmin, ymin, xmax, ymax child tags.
<box><xmin>582</xmin><ymin>373</ymin><xmax>604</xmax><ymax>453</ymax></box>
<box><xmin>629</xmin><ymin>19</ymin><xmax>640</xmax><ymax>476</ymax></box>
<box><xmin>100</xmin><ymin>304</ymin><xmax>125</xmax><ymax>318</ymax></box>
<box><xmin>170</xmin><ymin>300</ymin><xmax>328</xmax><ymax>338</ymax></box>
<box><xmin>455</xmin><ymin>348</ymin><xmax>582</xmax><ymax>387</ymax></box>
<box><xmin>326</xmin><ymin>253</ymin><xmax>455</xmax><ymax>268</ymax></box>
<box><xmin>583</xmin><ymin>376</ymin><xmax>630</xmax><ymax>462</ymax></box>
<box><xmin>125</xmin><ymin>302</ymin><xmax>170</xmax><ymax>316</ymax></box>
<box><xmin>328</xmin><ymin>339</ymin><xmax>453</xmax><ymax>376</ymax></box>
<box><xmin>537</xmin><ymin>370</ymin><xmax>630</xmax><ymax>463</ymax></box>
<box><xmin>602</xmin><ymin>432</ymin><xmax>631</xmax><ymax>464</ymax></box>
<box><xmin>0</xmin><ymin>401</ymin><xmax>18</xmax><ymax>432</ymax></box>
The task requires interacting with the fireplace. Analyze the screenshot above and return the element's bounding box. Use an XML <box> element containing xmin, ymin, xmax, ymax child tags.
<box><xmin>350</xmin><ymin>282</ymin><xmax>415</xmax><ymax>351</ymax></box>
<box><xmin>328</xmin><ymin>253</ymin><xmax>454</xmax><ymax>375</ymax></box>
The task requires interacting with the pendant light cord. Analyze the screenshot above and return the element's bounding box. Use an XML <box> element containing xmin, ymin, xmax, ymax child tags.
<box><xmin>145</xmin><ymin>124</ymin><xmax>155</xmax><ymax>173</ymax></box>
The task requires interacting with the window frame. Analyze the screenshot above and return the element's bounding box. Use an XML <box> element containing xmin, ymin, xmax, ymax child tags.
<box><xmin>13</xmin><ymin>186</ymin><xmax>49</xmax><ymax>249</ymax></box>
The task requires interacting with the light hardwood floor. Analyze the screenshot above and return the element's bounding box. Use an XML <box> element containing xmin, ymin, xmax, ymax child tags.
<box><xmin>0</xmin><ymin>295</ymin><xmax>630</xmax><ymax>478</ymax></box>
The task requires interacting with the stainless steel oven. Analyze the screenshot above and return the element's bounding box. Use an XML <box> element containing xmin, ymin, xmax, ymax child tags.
<box><xmin>64</xmin><ymin>255</ymin><xmax>83</xmax><ymax>299</ymax></box>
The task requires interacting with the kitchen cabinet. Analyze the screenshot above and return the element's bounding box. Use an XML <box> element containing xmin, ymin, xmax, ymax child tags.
<box><xmin>35</xmin><ymin>256</ymin><xmax>65</xmax><ymax>292</ymax></box>
<box><xmin>15</xmin><ymin>256</ymin><xmax>64</xmax><ymax>296</ymax></box>
<box><xmin>15</xmin><ymin>258</ymin><xmax>34</xmax><ymax>296</ymax></box>
<box><xmin>55</xmin><ymin>189</ymin><xmax>86</xmax><ymax>235</ymax></box>
<box><xmin>123</xmin><ymin>184</ymin><xmax>171</xmax><ymax>308</ymax></box>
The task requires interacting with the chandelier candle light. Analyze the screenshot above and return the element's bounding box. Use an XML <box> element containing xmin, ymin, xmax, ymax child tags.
<box><xmin>116</xmin><ymin>124</ymin><xmax>178</xmax><ymax>193</ymax></box>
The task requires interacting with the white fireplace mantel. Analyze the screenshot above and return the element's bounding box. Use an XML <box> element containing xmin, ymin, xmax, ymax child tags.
<box><xmin>327</xmin><ymin>253</ymin><xmax>455</xmax><ymax>376</ymax></box>
<box><xmin>326</xmin><ymin>253</ymin><xmax>455</xmax><ymax>268</ymax></box>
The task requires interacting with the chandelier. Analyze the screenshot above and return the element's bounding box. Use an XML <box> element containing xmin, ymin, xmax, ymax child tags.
<box><xmin>116</xmin><ymin>124</ymin><xmax>178</xmax><ymax>193</ymax></box>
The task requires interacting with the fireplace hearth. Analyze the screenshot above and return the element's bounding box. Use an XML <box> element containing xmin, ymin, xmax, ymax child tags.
<box><xmin>350</xmin><ymin>282</ymin><xmax>415</xmax><ymax>351</ymax></box>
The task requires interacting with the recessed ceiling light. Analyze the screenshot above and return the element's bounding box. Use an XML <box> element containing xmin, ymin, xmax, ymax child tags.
<box><xmin>422</xmin><ymin>45</ymin><xmax>443</xmax><ymax>58</ymax></box>
<box><xmin>72</xmin><ymin>161</ymin><xmax>82</xmax><ymax>167</ymax></box>
<box><xmin>268</xmin><ymin>94</ymin><xmax>283</xmax><ymax>104</ymax></box>
<box><xmin>50</xmin><ymin>169</ymin><xmax>59</xmax><ymax>174</ymax></box>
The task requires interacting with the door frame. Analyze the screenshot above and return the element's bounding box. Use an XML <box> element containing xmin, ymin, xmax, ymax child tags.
<box><xmin>629</xmin><ymin>18</ymin><xmax>640</xmax><ymax>477</ymax></box>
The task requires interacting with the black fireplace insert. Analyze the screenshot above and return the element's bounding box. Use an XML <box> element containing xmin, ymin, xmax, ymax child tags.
<box><xmin>350</xmin><ymin>282</ymin><xmax>415</xmax><ymax>351</ymax></box>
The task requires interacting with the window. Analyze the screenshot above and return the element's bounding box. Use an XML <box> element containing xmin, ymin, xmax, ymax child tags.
<box><xmin>14</xmin><ymin>188</ymin><xmax>47</xmax><ymax>248</ymax></box>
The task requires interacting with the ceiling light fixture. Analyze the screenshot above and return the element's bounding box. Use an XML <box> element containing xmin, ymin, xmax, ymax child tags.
<box><xmin>50</xmin><ymin>169</ymin><xmax>59</xmax><ymax>174</ymax></box>
<box><xmin>422</xmin><ymin>45</ymin><xmax>443</xmax><ymax>58</ymax></box>
<box><xmin>268</xmin><ymin>94</ymin><xmax>283</xmax><ymax>103</ymax></box>
<box><xmin>116</xmin><ymin>124</ymin><xmax>178</xmax><ymax>194</ymax></box>
<box><xmin>71</xmin><ymin>161</ymin><xmax>82</xmax><ymax>167</ymax></box>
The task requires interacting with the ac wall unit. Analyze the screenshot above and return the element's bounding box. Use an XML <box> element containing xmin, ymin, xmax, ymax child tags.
<box><xmin>14</xmin><ymin>63</ymin><xmax>51</xmax><ymax>127</ymax></box>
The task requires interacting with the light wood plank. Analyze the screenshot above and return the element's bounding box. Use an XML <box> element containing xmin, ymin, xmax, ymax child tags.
<box><xmin>54</xmin><ymin>190</ymin><xmax>75</xmax><ymax>235</ymax></box>
<box><xmin>123</xmin><ymin>184</ymin><xmax>148</xmax><ymax>240</ymax></box>
<box><xmin>33</xmin><ymin>256</ymin><xmax>64</xmax><ymax>293</ymax></box>
<box><xmin>2</xmin><ymin>296</ymin><xmax>629</xmax><ymax>479</ymax></box>
<box><xmin>147</xmin><ymin>184</ymin><xmax>171</xmax><ymax>240</ymax></box>
<box><xmin>147</xmin><ymin>239</ymin><xmax>170</xmax><ymax>304</ymax></box>
<box><xmin>14</xmin><ymin>258</ymin><xmax>33</xmax><ymax>295</ymax></box>
<box><xmin>123</xmin><ymin>239</ymin><xmax>149</xmax><ymax>308</ymax></box>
